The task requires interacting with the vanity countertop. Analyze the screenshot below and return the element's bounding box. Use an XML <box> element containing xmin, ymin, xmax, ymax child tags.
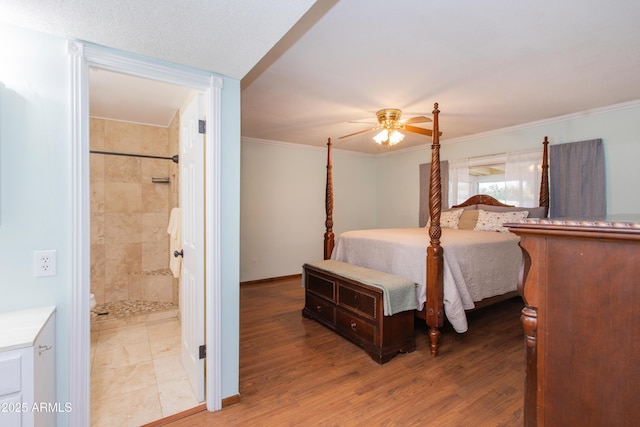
<box><xmin>0</xmin><ymin>305</ymin><xmax>56</xmax><ymax>352</ymax></box>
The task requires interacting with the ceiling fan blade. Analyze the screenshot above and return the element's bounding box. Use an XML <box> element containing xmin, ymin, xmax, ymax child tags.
<box><xmin>404</xmin><ymin>125</ymin><xmax>443</xmax><ymax>137</ymax></box>
<box><xmin>402</xmin><ymin>116</ymin><xmax>432</xmax><ymax>125</ymax></box>
<box><xmin>338</xmin><ymin>127</ymin><xmax>378</xmax><ymax>139</ymax></box>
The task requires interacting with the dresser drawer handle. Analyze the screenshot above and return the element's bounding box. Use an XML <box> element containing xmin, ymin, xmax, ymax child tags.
<box><xmin>350</xmin><ymin>321</ymin><xmax>357</xmax><ymax>330</ymax></box>
<box><xmin>316</xmin><ymin>305</ymin><xmax>322</xmax><ymax>312</ymax></box>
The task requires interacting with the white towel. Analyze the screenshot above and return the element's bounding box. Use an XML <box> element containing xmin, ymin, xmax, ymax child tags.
<box><xmin>168</xmin><ymin>207</ymin><xmax>182</xmax><ymax>278</ymax></box>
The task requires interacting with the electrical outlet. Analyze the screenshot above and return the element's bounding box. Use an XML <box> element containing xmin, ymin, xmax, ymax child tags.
<box><xmin>34</xmin><ymin>250</ymin><xmax>57</xmax><ymax>277</ymax></box>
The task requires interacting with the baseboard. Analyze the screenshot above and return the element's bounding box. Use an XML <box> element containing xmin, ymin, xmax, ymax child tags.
<box><xmin>240</xmin><ymin>273</ymin><xmax>301</xmax><ymax>286</ymax></box>
<box><xmin>222</xmin><ymin>393</ymin><xmax>241</xmax><ymax>407</ymax></box>
<box><xmin>139</xmin><ymin>395</ymin><xmax>241</xmax><ymax>426</ymax></box>
<box><xmin>140</xmin><ymin>403</ymin><xmax>207</xmax><ymax>426</ymax></box>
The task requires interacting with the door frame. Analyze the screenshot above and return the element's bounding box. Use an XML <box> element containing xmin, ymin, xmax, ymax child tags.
<box><xmin>68</xmin><ymin>41</ymin><xmax>223</xmax><ymax>426</ymax></box>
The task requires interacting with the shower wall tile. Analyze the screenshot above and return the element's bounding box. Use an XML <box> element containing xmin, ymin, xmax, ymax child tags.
<box><xmin>141</xmin><ymin>158</ymin><xmax>169</xmax><ymax>181</ymax></box>
<box><xmin>91</xmin><ymin>117</ymin><xmax>179</xmax><ymax>306</ymax></box>
<box><xmin>142</xmin><ymin>183</ymin><xmax>169</xmax><ymax>213</ymax></box>
<box><xmin>91</xmin><ymin>214</ymin><xmax>105</xmax><ymax>245</ymax></box>
<box><xmin>90</xmin><ymin>118</ymin><xmax>105</xmax><ymax>150</ymax></box>
<box><xmin>104</xmin><ymin>182</ymin><xmax>143</xmax><ymax>213</ymax></box>
<box><xmin>105</xmin><ymin>213</ymin><xmax>142</xmax><ymax>244</ymax></box>
<box><xmin>128</xmin><ymin>275</ymin><xmax>146</xmax><ymax>301</ymax></box>
<box><xmin>142</xmin><ymin>242</ymin><xmax>169</xmax><ymax>271</ymax></box>
<box><xmin>104</xmin><ymin>275</ymin><xmax>129</xmax><ymax>302</ymax></box>
<box><xmin>104</xmin><ymin>242</ymin><xmax>142</xmax><ymax>277</ymax></box>
<box><xmin>91</xmin><ymin>244</ymin><xmax>106</xmax><ymax>278</ymax></box>
<box><xmin>104</xmin><ymin>156</ymin><xmax>141</xmax><ymax>183</ymax></box>
<box><xmin>141</xmin><ymin>125</ymin><xmax>169</xmax><ymax>156</ymax></box>
<box><xmin>90</xmin><ymin>153</ymin><xmax>105</xmax><ymax>182</ymax></box>
<box><xmin>104</xmin><ymin>120</ymin><xmax>142</xmax><ymax>153</ymax></box>
<box><xmin>91</xmin><ymin>276</ymin><xmax>105</xmax><ymax>306</ymax></box>
<box><xmin>90</xmin><ymin>182</ymin><xmax>105</xmax><ymax>214</ymax></box>
<box><xmin>142</xmin><ymin>213</ymin><xmax>169</xmax><ymax>242</ymax></box>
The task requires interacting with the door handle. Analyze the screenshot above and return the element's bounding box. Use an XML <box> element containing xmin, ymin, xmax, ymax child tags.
<box><xmin>174</xmin><ymin>250</ymin><xmax>183</xmax><ymax>258</ymax></box>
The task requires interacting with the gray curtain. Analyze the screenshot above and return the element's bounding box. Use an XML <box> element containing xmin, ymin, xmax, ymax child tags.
<box><xmin>550</xmin><ymin>139</ymin><xmax>605</xmax><ymax>218</ymax></box>
<box><xmin>419</xmin><ymin>161</ymin><xmax>449</xmax><ymax>227</ymax></box>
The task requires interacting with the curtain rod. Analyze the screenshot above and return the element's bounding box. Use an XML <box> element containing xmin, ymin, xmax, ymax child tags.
<box><xmin>90</xmin><ymin>150</ymin><xmax>179</xmax><ymax>164</ymax></box>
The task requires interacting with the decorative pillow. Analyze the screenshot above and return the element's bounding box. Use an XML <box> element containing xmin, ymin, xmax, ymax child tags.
<box><xmin>474</xmin><ymin>209</ymin><xmax>529</xmax><ymax>233</ymax></box>
<box><xmin>458</xmin><ymin>209</ymin><xmax>480</xmax><ymax>230</ymax></box>
<box><xmin>525</xmin><ymin>206</ymin><xmax>547</xmax><ymax>218</ymax></box>
<box><xmin>477</xmin><ymin>204</ymin><xmax>547</xmax><ymax>219</ymax></box>
<box><xmin>426</xmin><ymin>209</ymin><xmax>463</xmax><ymax>229</ymax></box>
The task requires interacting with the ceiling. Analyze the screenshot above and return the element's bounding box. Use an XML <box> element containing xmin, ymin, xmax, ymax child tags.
<box><xmin>3</xmin><ymin>0</ymin><xmax>640</xmax><ymax>154</ymax></box>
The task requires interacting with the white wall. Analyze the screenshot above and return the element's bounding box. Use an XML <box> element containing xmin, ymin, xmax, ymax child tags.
<box><xmin>0</xmin><ymin>23</ymin><xmax>242</xmax><ymax>422</ymax></box>
<box><xmin>0</xmin><ymin>24</ymin><xmax>74</xmax><ymax>425</ymax></box>
<box><xmin>240</xmin><ymin>140</ymin><xmax>377</xmax><ymax>282</ymax></box>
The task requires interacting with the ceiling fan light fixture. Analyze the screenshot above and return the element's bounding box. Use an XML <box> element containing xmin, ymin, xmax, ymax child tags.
<box><xmin>389</xmin><ymin>130</ymin><xmax>404</xmax><ymax>145</ymax></box>
<box><xmin>373</xmin><ymin>129</ymin><xmax>389</xmax><ymax>144</ymax></box>
<box><xmin>373</xmin><ymin>128</ymin><xmax>404</xmax><ymax>145</ymax></box>
<box><xmin>341</xmin><ymin>107</ymin><xmax>432</xmax><ymax>145</ymax></box>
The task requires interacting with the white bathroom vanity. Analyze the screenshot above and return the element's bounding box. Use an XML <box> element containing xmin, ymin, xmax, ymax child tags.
<box><xmin>0</xmin><ymin>306</ymin><xmax>56</xmax><ymax>427</ymax></box>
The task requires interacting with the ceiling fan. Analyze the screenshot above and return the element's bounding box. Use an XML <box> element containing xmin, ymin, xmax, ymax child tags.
<box><xmin>338</xmin><ymin>108</ymin><xmax>436</xmax><ymax>146</ymax></box>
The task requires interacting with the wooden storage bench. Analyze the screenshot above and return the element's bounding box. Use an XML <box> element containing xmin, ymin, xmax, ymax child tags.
<box><xmin>301</xmin><ymin>260</ymin><xmax>417</xmax><ymax>364</ymax></box>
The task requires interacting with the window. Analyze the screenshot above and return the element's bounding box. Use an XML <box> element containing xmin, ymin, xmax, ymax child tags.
<box><xmin>470</xmin><ymin>162</ymin><xmax>506</xmax><ymax>202</ymax></box>
<box><xmin>449</xmin><ymin>150</ymin><xmax>542</xmax><ymax>207</ymax></box>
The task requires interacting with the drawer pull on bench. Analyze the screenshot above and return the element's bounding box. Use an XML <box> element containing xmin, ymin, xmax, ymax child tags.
<box><xmin>350</xmin><ymin>321</ymin><xmax>357</xmax><ymax>330</ymax></box>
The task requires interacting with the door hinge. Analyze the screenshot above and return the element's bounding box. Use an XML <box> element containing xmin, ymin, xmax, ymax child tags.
<box><xmin>198</xmin><ymin>120</ymin><xmax>206</xmax><ymax>134</ymax></box>
<box><xmin>199</xmin><ymin>345</ymin><xmax>206</xmax><ymax>359</ymax></box>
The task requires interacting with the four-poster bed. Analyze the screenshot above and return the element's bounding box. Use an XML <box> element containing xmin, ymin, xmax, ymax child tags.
<box><xmin>318</xmin><ymin>103</ymin><xmax>550</xmax><ymax>356</ymax></box>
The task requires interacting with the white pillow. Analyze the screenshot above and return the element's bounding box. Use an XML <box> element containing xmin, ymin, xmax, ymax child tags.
<box><xmin>474</xmin><ymin>209</ymin><xmax>529</xmax><ymax>233</ymax></box>
<box><xmin>426</xmin><ymin>209</ymin><xmax>463</xmax><ymax>229</ymax></box>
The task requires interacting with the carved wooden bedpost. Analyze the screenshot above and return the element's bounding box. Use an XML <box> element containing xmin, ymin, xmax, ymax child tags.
<box><xmin>539</xmin><ymin>136</ymin><xmax>550</xmax><ymax>217</ymax></box>
<box><xmin>324</xmin><ymin>138</ymin><xmax>335</xmax><ymax>260</ymax></box>
<box><xmin>426</xmin><ymin>103</ymin><xmax>444</xmax><ymax>356</ymax></box>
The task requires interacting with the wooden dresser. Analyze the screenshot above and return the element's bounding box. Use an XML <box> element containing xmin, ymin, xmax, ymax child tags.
<box><xmin>507</xmin><ymin>217</ymin><xmax>640</xmax><ymax>427</ymax></box>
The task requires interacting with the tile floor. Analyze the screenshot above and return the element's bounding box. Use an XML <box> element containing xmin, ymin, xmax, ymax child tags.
<box><xmin>90</xmin><ymin>309</ymin><xmax>200</xmax><ymax>426</ymax></box>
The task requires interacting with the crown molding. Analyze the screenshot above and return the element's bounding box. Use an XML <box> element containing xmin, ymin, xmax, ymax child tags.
<box><xmin>443</xmin><ymin>99</ymin><xmax>640</xmax><ymax>146</ymax></box>
<box><xmin>242</xmin><ymin>137</ymin><xmax>376</xmax><ymax>157</ymax></box>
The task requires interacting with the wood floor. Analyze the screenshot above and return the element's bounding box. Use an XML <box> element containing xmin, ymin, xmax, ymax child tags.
<box><xmin>162</xmin><ymin>276</ymin><xmax>525</xmax><ymax>426</ymax></box>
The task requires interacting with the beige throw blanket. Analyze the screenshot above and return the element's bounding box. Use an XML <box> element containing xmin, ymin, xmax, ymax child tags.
<box><xmin>331</xmin><ymin>228</ymin><xmax>522</xmax><ymax>333</ymax></box>
<box><xmin>304</xmin><ymin>259</ymin><xmax>419</xmax><ymax>316</ymax></box>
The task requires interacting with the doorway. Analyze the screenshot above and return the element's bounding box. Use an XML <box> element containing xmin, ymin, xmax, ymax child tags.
<box><xmin>87</xmin><ymin>73</ymin><xmax>202</xmax><ymax>424</ymax></box>
<box><xmin>68</xmin><ymin>41</ymin><xmax>223</xmax><ymax>426</ymax></box>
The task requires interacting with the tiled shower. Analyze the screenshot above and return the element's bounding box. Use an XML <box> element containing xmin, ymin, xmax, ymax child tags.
<box><xmin>89</xmin><ymin>113</ymin><xmax>180</xmax><ymax>315</ymax></box>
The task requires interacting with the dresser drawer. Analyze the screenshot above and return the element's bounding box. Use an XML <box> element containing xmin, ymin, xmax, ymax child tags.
<box><xmin>0</xmin><ymin>353</ymin><xmax>22</xmax><ymax>396</ymax></box>
<box><xmin>336</xmin><ymin>308</ymin><xmax>376</xmax><ymax>345</ymax></box>
<box><xmin>304</xmin><ymin>292</ymin><xmax>336</xmax><ymax>326</ymax></box>
<box><xmin>337</xmin><ymin>282</ymin><xmax>379</xmax><ymax>320</ymax></box>
<box><xmin>306</xmin><ymin>272</ymin><xmax>336</xmax><ymax>301</ymax></box>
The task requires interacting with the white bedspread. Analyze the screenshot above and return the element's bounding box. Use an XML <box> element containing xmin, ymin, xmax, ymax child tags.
<box><xmin>330</xmin><ymin>228</ymin><xmax>522</xmax><ymax>333</ymax></box>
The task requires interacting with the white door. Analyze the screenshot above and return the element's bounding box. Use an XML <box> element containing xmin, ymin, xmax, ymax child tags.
<box><xmin>180</xmin><ymin>92</ymin><xmax>205</xmax><ymax>402</ymax></box>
